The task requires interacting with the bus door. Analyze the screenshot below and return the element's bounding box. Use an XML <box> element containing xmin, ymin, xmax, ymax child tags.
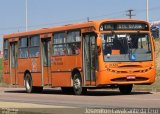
<box><xmin>41</xmin><ymin>38</ymin><xmax>51</xmax><ymax>85</ymax></box>
<box><xmin>10</xmin><ymin>42</ymin><xmax>18</xmax><ymax>85</ymax></box>
<box><xmin>83</xmin><ymin>33</ymin><xmax>97</xmax><ymax>86</ymax></box>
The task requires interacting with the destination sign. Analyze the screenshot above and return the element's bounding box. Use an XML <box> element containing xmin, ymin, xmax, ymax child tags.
<box><xmin>100</xmin><ymin>22</ymin><xmax>149</xmax><ymax>31</ymax></box>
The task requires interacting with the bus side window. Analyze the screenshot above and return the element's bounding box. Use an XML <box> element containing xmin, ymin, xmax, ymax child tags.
<box><xmin>19</xmin><ymin>37</ymin><xmax>28</xmax><ymax>58</ymax></box>
<box><xmin>29</xmin><ymin>35</ymin><xmax>40</xmax><ymax>57</ymax></box>
<box><xmin>66</xmin><ymin>30</ymin><xmax>81</xmax><ymax>55</ymax></box>
<box><xmin>4</xmin><ymin>40</ymin><xmax>9</xmax><ymax>59</ymax></box>
<box><xmin>53</xmin><ymin>32</ymin><xmax>66</xmax><ymax>56</ymax></box>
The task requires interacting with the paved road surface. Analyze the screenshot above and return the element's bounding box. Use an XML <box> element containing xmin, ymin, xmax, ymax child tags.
<box><xmin>0</xmin><ymin>87</ymin><xmax>160</xmax><ymax>114</ymax></box>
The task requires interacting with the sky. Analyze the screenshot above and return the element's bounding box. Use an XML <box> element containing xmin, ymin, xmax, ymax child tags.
<box><xmin>0</xmin><ymin>0</ymin><xmax>160</xmax><ymax>50</ymax></box>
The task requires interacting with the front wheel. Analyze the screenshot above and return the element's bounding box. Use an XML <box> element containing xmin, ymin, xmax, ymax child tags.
<box><xmin>119</xmin><ymin>84</ymin><xmax>133</xmax><ymax>94</ymax></box>
<box><xmin>73</xmin><ymin>74</ymin><xmax>87</xmax><ymax>95</ymax></box>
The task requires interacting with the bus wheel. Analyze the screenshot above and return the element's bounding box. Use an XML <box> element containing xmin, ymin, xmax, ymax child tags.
<box><xmin>25</xmin><ymin>73</ymin><xmax>33</xmax><ymax>93</ymax></box>
<box><xmin>119</xmin><ymin>84</ymin><xmax>133</xmax><ymax>94</ymax></box>
<box><xmin>73</xmin><ymin>74</ymin><xmax>87</xmax><ymax>95</ymax></box>
<box><xmin>25</xmin><ymin>73</ymin><xmax>43</xmax><ymax>93</ymax></box>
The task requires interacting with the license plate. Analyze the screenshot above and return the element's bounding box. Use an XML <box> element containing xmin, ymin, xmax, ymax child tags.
<box><xmin>127</xmin><ymin>76</ymin><xmax>136</xmax><ymax>80</ymax></box>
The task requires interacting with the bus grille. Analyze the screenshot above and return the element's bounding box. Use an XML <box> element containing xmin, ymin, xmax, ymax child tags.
<box><xmin>106</xmin><ymin>67</ymin><xmax>152</xmax><ymax>74</ymax></box>
<box><xmin>111</xmin><ymin>77</ymin><xmax>148</xmax><ymax>82</ymax></box>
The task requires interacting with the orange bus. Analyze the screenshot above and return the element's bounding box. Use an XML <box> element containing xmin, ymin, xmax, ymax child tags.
<box><xmin>3</xmin><ymin>19</ymin><xmax>155</xmax><ymax>95</ymax></box>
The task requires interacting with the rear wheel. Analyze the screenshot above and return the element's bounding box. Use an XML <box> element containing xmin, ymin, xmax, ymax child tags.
<box><xmin>24</xmin><ymin>73</ymin><xmax>43</xmax><ymax>93</ymax></box>
<box><xmin>119</xmin><ymin>84</ymin><xmax>133</xmax><ymax>94</ymax></box>
<box><xmin>73</xmin><ymin>74</ymin><xmax>87</xmax><ymax>95</ymax></box>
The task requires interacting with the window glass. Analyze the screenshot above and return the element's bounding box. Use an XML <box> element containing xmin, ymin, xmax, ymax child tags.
<box><xmin>4</xmin><ymin>50</ymin><xmax>8</xmax><ymax>59</ymax></box>
<box><xmin>53</xmin><ymin>45</ymin><xmax>66</xmax><ymax>56</ymax></box>
<box><xmin>53</xmin><ymin>32</ymin><xmax>65</xmax><ymax>44</ymax></box>
<box><xmin>67</xmin><ymin>43</ymin><xmax>80</xmax><ymax>55</ymax></box>
<box><xmin>19</xmin><ymin>48</ymin><xmax>28</xmax><ymax>58</ymax></box>
<box><xmin>4</xmin><ymin>40</ymin><xmax>8</xmax><ymax>49</ymax></box>
<box><xmin>102</xmin><ymin>33</ymin><xmax>152</xmax><ymax>62</ymax></box>
<box><xmin>29</xmin><ymin>47</ymin><xmax>40</xmax><ymax>57</ymax></box>
<box><xmin>29</xmin><ymin>35</ymin><xmax>40</xmax><ymax>57</ymax></box>
<box><xmin>3</xmin><ymin>40</ymin><xmax>8</xmax><ymax>59</ymax></box>
<box><xmin>53</xmin><ymin>32</ymin><xmax>66</xmax><ymax>56</ymax></box>
<box><xmin>20</xmin><ymin>37</ymin><xmax>27</xmax><ymax>47</ymax></box>
<box><xmin>19</xmin><ymin>37</ymin><xmax>28</xmax><ymax>58</ymax></box>
<box><xmin>30</xmin><ymin>35</ymin><xmax>40</xmax><ymax>46</ymax></box>
<box><xmin>67</xmin><ymin>31</ymin><xmax>80</xmax><ymax>42</ymax></box>
<box><xmin>66</xmin><ymin>31</ymin><xmax>81</xmax><ymax>55</ymax></box>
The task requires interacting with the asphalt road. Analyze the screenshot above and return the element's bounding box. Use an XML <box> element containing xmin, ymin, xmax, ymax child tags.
<box><xmin>0</xmin><ymin>87</ymin><xmax>160</xmax><ymax>114</ymax></box>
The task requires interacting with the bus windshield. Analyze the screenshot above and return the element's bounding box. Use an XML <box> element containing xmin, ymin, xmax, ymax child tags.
<box><xmin>102</xmin><ymin>33</ymin><xmax>152</xmax><ymax>62</ymax></box>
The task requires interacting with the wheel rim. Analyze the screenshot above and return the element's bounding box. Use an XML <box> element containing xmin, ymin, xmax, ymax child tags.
<box><xmin>26</xmin><ymin>76</ymin><xmax>31</xmax><ymax>90</ymax></box>
<box><xmin>74</xmin><ymin>78</ymin><xmax>81</xmax><ymax>90</ymax></box>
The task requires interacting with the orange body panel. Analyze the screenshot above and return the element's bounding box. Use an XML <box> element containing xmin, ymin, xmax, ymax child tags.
<box><xmin>18</xmin><ymin>58</ymin><xmax>41</xmax><ymax>72</ymax></box>
<box><xmin>31</xmin><ymin>73</ymin><xmax>42</xmax><ymax>86</ymax></box>
<box><xmin>17</xmin><ymin>73</ymin><xmax>24</xmax><ymax>86</ymax></box>
<box><xmin>96</xmin><ymin>59</ymin><xmax>156</xmax><ymax>85</ymax></box>
<box><xmin>18</xmin><ymin>59</ymin><xmax>31</xmax><ymax>72</ymax></box>
<box><xmin>96</xmin><ymin>68</ymin><xmax>155</xmax><ymax>85</ymax></box>
<box><xmin>51</xmin><ymin>72</ymin><xmax>71</xmax><ymax>87</ymax></box>
<box><xmin>3</xmin><ymin>60</ymin><xmax>10</xmax><ymax>84</ymax></box>
<box><xmin>3</xmin><ymin>73</ymin><xmax>10</xmax><ymax>84</ymax></box>
<box><xmin>51</xmin><ymin>55</ymin><xmax>82</xmax><ymax>72</ymax></box>
<box><xmin>17</xmin><ymin>58</ymin><xmax>42</xmax><ymax>86</ymax></box>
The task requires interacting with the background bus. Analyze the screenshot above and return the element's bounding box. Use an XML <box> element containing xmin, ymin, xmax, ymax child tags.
<box><xmin>3</xmin><ymin>19</ymin><xmax>155</xmax><ymax>95</ymax></box>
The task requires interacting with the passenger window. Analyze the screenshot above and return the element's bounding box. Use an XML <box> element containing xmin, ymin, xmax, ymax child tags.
<box><xmin>29</xmin><ymin>35</ymin><xmax>40</xmax><ymax>57</ymax></box>
<box><xmin>19</xmin><ymin>37</ymin><xmax>28</xmax><ymax>58</ymax></box>
<box><xmin>66</xmin><ymin>31</ymin><xmax>81</xmax><ymax>55</ymax></box>
<box><xmin>3</xmin><ymin>40</ymin><xmax>9</xmax><ymax>59</ymax></box>
<box><xmin>53</xmin><ymin>32</ymin><xmax>66</xmax><ymax>56</ymax></box>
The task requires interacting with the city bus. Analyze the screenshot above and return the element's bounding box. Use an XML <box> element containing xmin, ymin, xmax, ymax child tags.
<box><xmin>3</xmin><ymin>19</ymin><xmax>155</xmax><ymax>95</ymax></box>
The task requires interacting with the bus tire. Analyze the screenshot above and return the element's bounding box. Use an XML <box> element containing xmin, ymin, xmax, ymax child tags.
<box><xmin>119</xmin><ymin>84</ymin><xmax>133</xmax><ymax>94</ymax></box>
<box><xmin>73</xmin><ymin>73</ymin><xmax>87</xmax><ymax>95</ymax></box>
<box><xmin>24</xmin><ymin>73</ymin><xmax>43</xmax><ymax>93</ymax></box>
<box><xmin>25</xmin><ymin>73</ymin><xmax>34</xmax><ymax>93</ymax></box>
